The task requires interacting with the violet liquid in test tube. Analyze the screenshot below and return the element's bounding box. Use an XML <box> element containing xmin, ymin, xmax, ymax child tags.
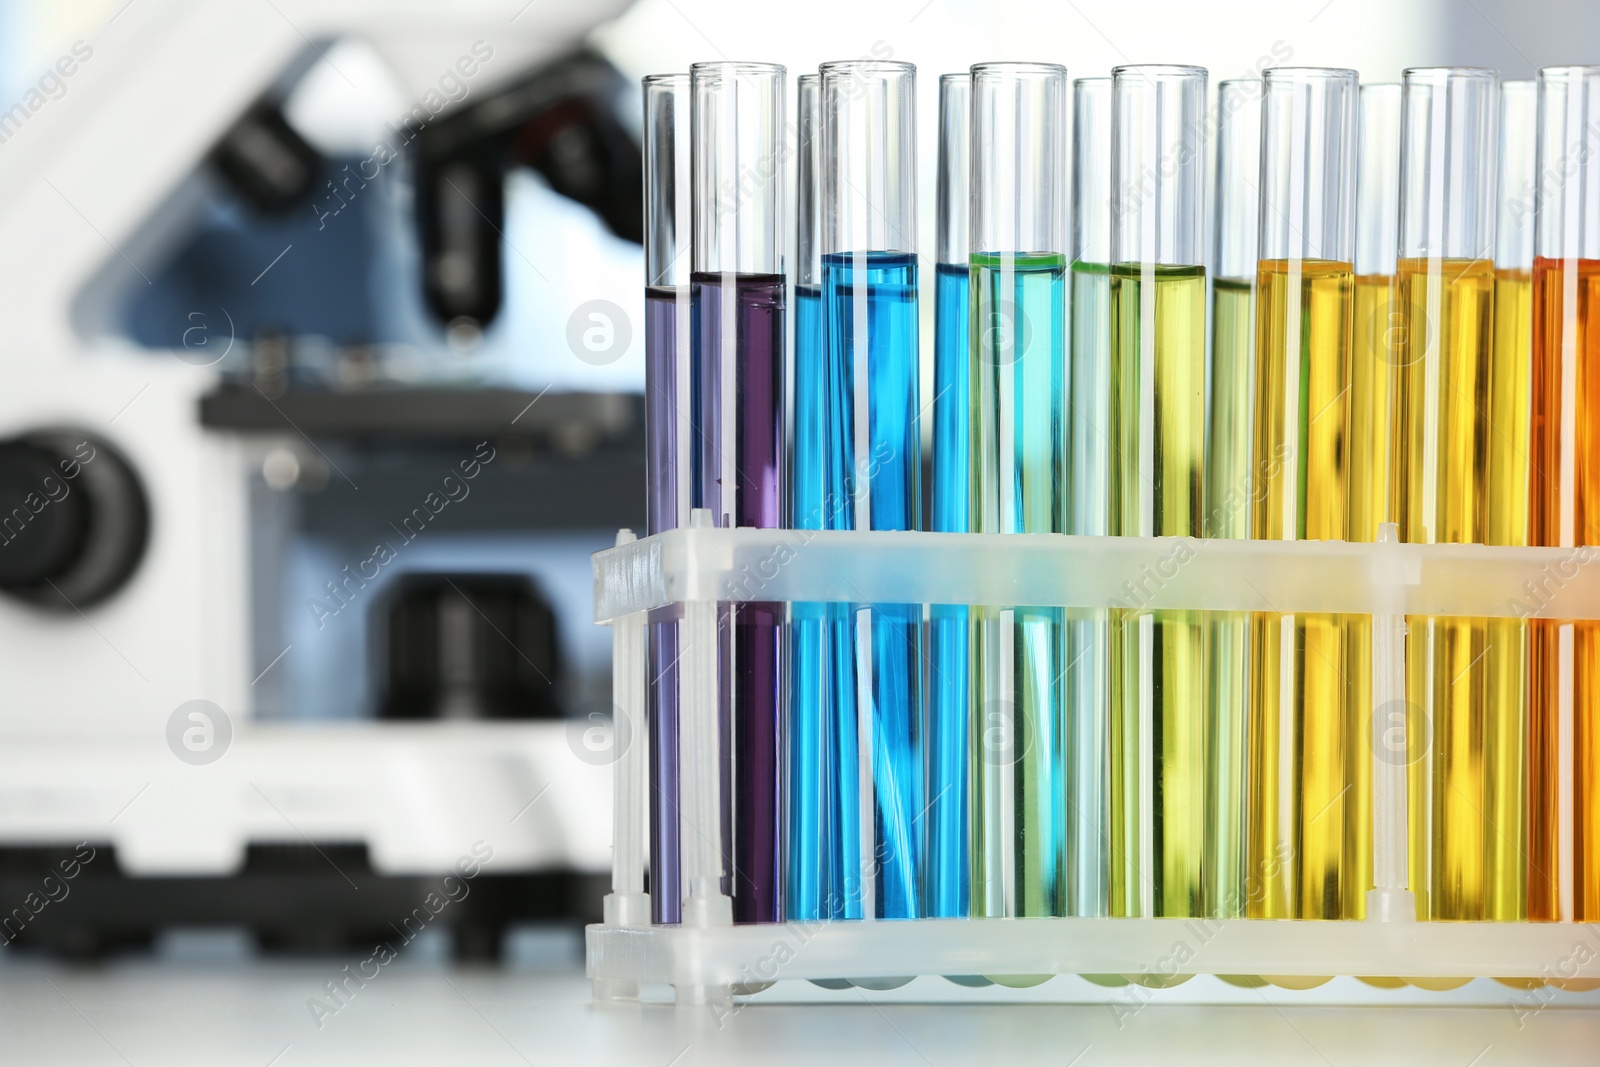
<box><xmin>642</xmin><ymin>74</ymin><xmax>691</xmax><ymax>926</ymax></box>
<box><xmin>691</xmin><ymin>62</ymin><xmax>786</xmax><ymax>924</ymax></box>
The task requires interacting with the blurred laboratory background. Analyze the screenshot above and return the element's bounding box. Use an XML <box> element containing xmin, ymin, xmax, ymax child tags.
<box><xmin>0</xmin><ymin>0</ymin><xmax>1596</xmax><ymax>1062</ymax></box>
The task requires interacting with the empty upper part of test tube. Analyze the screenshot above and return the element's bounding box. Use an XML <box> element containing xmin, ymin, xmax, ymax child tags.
<box><xmin>937</xmin><ymin>72</ymin><xmax>971</xmax><ymax>265</ymax></box>
<box><xmin>797</xmin><ymin>73</ymin><xmax>821</xmax><ymax>288</ymax></box>
<box><xmin>645</xmin><ymin>74</ymin><xmax>691</xmax><ymax>289</ymax></box>
<box><xmin>1214</xmin><ymin>78</ymin><xmax>1261</xmax><ymax>281</ymax></box>
<box><xmin>1356</xmin><ymin>84</ymin><xmax>1402</xmax><ymax>276</ymax></box>
<box><xmin>1399</xmin><ymin>67</ymin><xmax>1498</xmax><ymax>261</ymax></box>
<box><xmin>1073</xmin><ymin>77</ymin><xmax>1112</xmax><ymax>266</ymax></box>
<box><xmin>970</xmin><ymin>62</ymin><xmax>1069</xmax><ymax>257</ymax></box>
<box><xmin>1111</xmin><ymin>64</ymin><xmax>1207</xmax><ymax>266</ymax></box>
<box><xmin>1259</xmin><ymin>67</ymin><xmax>1357</xmax><ymax>264</ymax></box>
<box><xmin>1535</xmin><ymin>65</ymin><xmax>1600</xmax><ymax>260</ymax></box>
<box><xmin>691</xmin><ymin>61</ymin><xmax>786</xmax><ymax>274</ymax></box>
<box><xmin>1497</xmin><ymin>81</ymin><xmax>1536</xmax><ymax>270</ymax></box>
<box><xmin>822</xmin><ymin>60</ymin><xmax>917</xmax><ymax>255</ymax></box>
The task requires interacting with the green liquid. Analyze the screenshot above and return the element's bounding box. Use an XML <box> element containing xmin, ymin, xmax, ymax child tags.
<box><xmin>1107</xmin><ymin>263</ymin><xmax>1209</xmax><ymax>918</ymax></box>
<box><xmin>968</xmin><ymin>251</ymin><xmax>1067</xmax><ymax>919</ymax></box>
<box><xmin>1206</xmin><ymin>277</ymin><xmax>1252</xmax><ymax>918</ymax></box>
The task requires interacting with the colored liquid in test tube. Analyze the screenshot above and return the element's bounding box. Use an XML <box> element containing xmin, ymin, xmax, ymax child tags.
<box><xmin>819</xmin><ymin>60</ymin><xmax>923</xmax><ymax>919</ymax></box>
<box><xmin>1529</xmin><ymin>65</ymin><xmax>1600</xmax><ymax>923</ymax></box>
<box><xmin>1393</xmin><ymin>66</ymin><xmax>1501</xmax><ymax>922</ymax></box>
<box><xmin>928</xmin><ymin>72</ymin><xmax>971</xmax><ymax>920</ymax></box>
<box><xmin>642</xmin><ymin>73</ymin><xmax>691</xmax><ymax>926</ymax></box>
<box><xmin>690</xmin><ymin>61</ymin><xmax>787</xmax><ymax>924</ymax></box>
<box><xmin>1205</xmin><ymin>77</ymin><xmax>1259</xmax><ymax>922</ymax></box>
<box><xmin>1107</xmin><ymin>65</ymin><xmax>1209</xmax><ymax>923</ymax></box>
<box><xmin>1065</xmin><ymin>76</ymin><xmax>1111</xmax><ymax>919</ymax></box>
<box><xmin>788</xmin><ymin>74</ymin><xmax>860</xmax><ymax>922</ymax></box>
<box><xmin>968</xmin><ymin>63</ymin><xmax>1068</xmax><ymax>927</ymax></box>
<box><xmin>1247</xmin><ymin>68</ymin><xmax>1361</xmax><ymax>929</ymax></box>
<box><xmin>1344</xmin><ymin>82</ymin><xmax>1402</xmax><ymax>936</ymax></box>
<box><xmin>1484</xmin><ymin>79</ymin><xmax>1536</xmax><ymax>923</ymax></box>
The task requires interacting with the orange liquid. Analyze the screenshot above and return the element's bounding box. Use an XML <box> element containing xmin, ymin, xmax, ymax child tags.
<box><xmin>1529</xmin><ymin>256</ymin><xmax>1600</xmax><ymax>921</ymax></box>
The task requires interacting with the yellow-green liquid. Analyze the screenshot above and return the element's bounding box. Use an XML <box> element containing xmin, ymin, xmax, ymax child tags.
<box><xmin>1247</xmin><ymin>259</ymin><xmax>1367</xmax><ymax>920</ymax></box>
<box><xmin>1393</xmin><ymin>256</ymin><xmax>1521</xmax><ymax>921</ymax></box>
<box><xmin>1206</xmin><ymin>277</ymin><xmax>1252</xmax><ymax>918</ymax></box>
<box><xmin>1108</xmin><ymin>263</ymin><xmax>1209</xmax><ymax>918</ymax></box>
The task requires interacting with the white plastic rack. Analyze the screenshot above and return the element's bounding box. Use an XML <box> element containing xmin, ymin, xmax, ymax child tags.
<box><xmin>587</xmin><ymin>512</ymin><xmax>1600</xmax><ymax>1004</ymax></box>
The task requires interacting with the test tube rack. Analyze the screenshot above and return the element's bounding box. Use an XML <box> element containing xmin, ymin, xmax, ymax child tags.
<box><xmin>587</xmin><ymin>513</ymin><xmax>1600</xmax><ymax>1004</ymax></box>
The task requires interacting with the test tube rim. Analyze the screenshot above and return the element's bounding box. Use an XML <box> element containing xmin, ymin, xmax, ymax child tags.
<box><xmin>971</xmin><ymin>60</ymin><xmax>1068</xmax><ymax>79</ymax></box>
<box><xmin>643</xmin><ymin>72</ymin><xmax>690</xmax><ymax>88</ymax></box>
<box><xmin>1111</xmin><ymin>63</ymin><xmax>1207</xmax><ymax>81</ymax></box>
<box><xmin>819</xmin><ymin>59</ymin><xmax>916</xmax><ymax>76</ymax></box>
<box><xmin>1263</xmin><ymin>65</ymin><xmax>1358</xmax><ymax>83</ymax></box>
<box><xmin>689</xmin><ymin>60</ymin><xmax>787</xmax><ymax>80</ymax></box>
<box><xmin>940</xmin><ymin>71</ymin><xmax>972</xmax><ymax>86</ymax></box>
<box><xmin>1401</xmin><ymin>66</ymin><xmax>1498</xmax><ymax>84</ymax></box>
<box><xmin>1073</xmin><ymin>75</ymin><xmax>1112</xmax><ymax>88</ymax></box>
<box><xmin>1538</xmin><ymin>64</ymin><xmax>1600</xmax><ymax>80</ymax></box>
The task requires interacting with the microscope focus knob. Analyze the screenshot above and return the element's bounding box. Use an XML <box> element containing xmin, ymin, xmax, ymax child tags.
<box><xmin>0</xmin><ymin>432</ymin><xmax>149</xmax><ymax>609</ymax></box>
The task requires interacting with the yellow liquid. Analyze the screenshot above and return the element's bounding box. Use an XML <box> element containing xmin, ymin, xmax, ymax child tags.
<box><xmin>1247</xmin><ymin>260</ymin><xmax>1365</xmax><ymax>920</ymax></box>
<box><xmin>1344</xmin><ymin>273</ymin><xmax>1398</xmax><ymax>920</ymax></box>
<box><xmin>1206</xmin><ymin>278</ymin><xmax>1252</xmax><ymax>918</ymax></box>
<box><xmin>1108</xmin><ymin>263</ymin><xmax>1209</xmax><ymax>918</ymax></box>
<box><xmin>1485</xmin><ymin>268</ymin><xmax>1531</xmax><ymax>922</ymax></box>
<box><xmin>1393</xmin><ymin>256</ymin><xmax>1508</xmax><ymax>921</ymax></box>
<box><xmin>1529</xmin><ymin>257</ymin><xmax>1600</xmax><ymax>923</ymax></box>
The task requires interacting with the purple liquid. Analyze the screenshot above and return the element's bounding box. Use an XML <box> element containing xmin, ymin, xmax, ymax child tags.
<box><xmin>645</xmin><ymin>285</ymin><xmax>684</xmax><ymax>925</ymax></box>
<box><xmin>693</xmin><ymin>271</ymin><xmax>785</xmax><ymax>923</ymax></box>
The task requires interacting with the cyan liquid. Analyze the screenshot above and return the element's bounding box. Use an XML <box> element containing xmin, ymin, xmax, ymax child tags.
<box><xmin>969</xmin><ymin>252</ymin><xmax>1066</xmax><ymax>918</ymax></box>
<box><xmin>1065</xmin><ymin>261</ymin><xmax>1111</xmax><ymax>917</ymax></box>
<box><xmin>821</xmin><ymin>251</ymin><xmax>923</xmax><ymax>920</ymax></box>
<box><xmin>788</xmin><ymin>283</ymin><xmax>860</xmax><ymax>920</ymax></box>
<box><xmin>928</xmin><ymin>261</ymin><xmax>970</xmax><ymax>918</ymax></box>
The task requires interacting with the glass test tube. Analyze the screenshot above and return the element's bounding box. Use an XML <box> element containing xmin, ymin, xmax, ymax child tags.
<box><xmin>929</xmin><ymin>71</ymin><xmax>971</xmax><ymax>919</ymax></box>
<box><xmin>819</xmin><ymin>59</ymin><xmax>923</xmax><ymax>920</ymax></box>
<box><xmin>1206</xmin><ymin>77</ymin><xmax>1260</xmax><ymax>923</ymax></box>
<box><xmin>1108</xmin><ymin>64</ymin><xmax>1208</xmax><ymax>920</ymax></box>
<box><xmin>1064</xmin><ymin>75</ymin><xmax>1112</xmax><ymax>919</ymax></box>
<box><xmin>1247</xmin><ymin>68</ymin><xmax>1360</xmax><ymax>925</ymax></box>
<box><xmin>643</xmin><ymin>73</ymin><xmax>693</xmax><ymax>925</ymax></box>
<box><xmin>788</xmin><ymin>73</ymin><xmax>859</xmax><ymax>921</ymax></box>
<box><xmin>1350</xmin><ymin>85</ymin><xmax>1402</xmax><ymax>544</ymax></box>
<box><xmin>968</xmin><ymin>62</ymin><xmax>1069</xmax><ymax>921</ymax></box>
<box><xmin>1394</xmin><ymin>66</ymin><xmax>1499</xmax><ymax>922</ymax></box>
<box><xmin>691</xmin><ymin>61</ymin><xmax>786</xmax><ymax>923</ymax></box>
<box><xmin>1347</xmin><ymin>83</ymin><xmax>1402</xmax><ymax>947</ymax></box>
<box><xmin>1530</xmin><ymin>65</ymin><xmax>1600</xmax><ymax>924</ymax></box>
<box><xmin>1484</xmin><ymin>79</ymin><xmax>1536</xmax><ymax>924</ymax></box>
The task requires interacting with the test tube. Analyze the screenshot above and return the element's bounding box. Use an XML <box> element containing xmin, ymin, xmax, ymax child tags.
<box><xmin>787</xmin><ymin>73</ymin><xmax>858</xmax><ymax>922</ymax></box>
<box><xmin>1064</xmin><ymin>75</ymin><xmax>1111</xmax><ymax>919</ymax></box>
<box><xmin>1530</xmin><ymin>65</ymin><xmax>1600</xmax><ymax>924</ymax></box>
<box><xmin>818</xmin><ymin>59</ymin><xmax>923</xmax><ymax>920</ymax></box>
<box><xmin>643</xmin><ymin>73</ymin><xmax>692</xmax><ymax>926</ymax></box>
<box><xmin>1394</xmin><ymin>66</ymin><xmax>1498</xmax><ymax>923</ymax></box>
<box><xmin>691</xmin><ymin>61</ymin><xmax>786</xmax><ymax>924</ymax></box>
<box><xmin>928</xmin><ymin>71</ymin><xmax>970</xmax><ymax>920</ymax></box>
<box><xmin>1107</xmin><ymin>64</ymin><xmax>1207</xmax><ymax>920</ymax></box>
<box><xmin>1348</xmin><ymin>82</ymin><xmax>1403</xmax><ymax>949</ymax></box>
<box><xmin>1484</xmin><ymin>79</ymin><xmax>1536</xmax><ymax>924</ymax></box>
<box><xmin>1205</xmin><ymin>77</ymin><xmax>1260</xmax><ymax>924</ymax></box>
<box><xmin>968</xmin><ymin>61</ymin><xmax>1068</xmax><ymax>923</ymax></box>
<box><xmin>1247</xmin><ymin>68</ymin><xmax>1359</xmax><ymax>929</ymax></box>
<box><xmin>1349</xmin><ymin>84</ymin><xmax>1401</xmax><ymax>543</ymax></box>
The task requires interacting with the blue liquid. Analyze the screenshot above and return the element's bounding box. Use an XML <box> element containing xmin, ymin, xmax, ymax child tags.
<box><xmin>813</xmin><ymin>250</ymin><xmax>923</xmax><ymax>920</ymax></box>
<box><xmin>928</xmin><ymin>262</ymin><xmax>970</xmax><ymax>918</ymax></box>
<box><xmin>788</xmin><ymin>284</ymin><xmax>861</xmax><ymax>921</ymax></box>
<box><xmin>1065</xmin><ymin>262</ymin><xmax>1111</xmax><ymax>916</ymax></box>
